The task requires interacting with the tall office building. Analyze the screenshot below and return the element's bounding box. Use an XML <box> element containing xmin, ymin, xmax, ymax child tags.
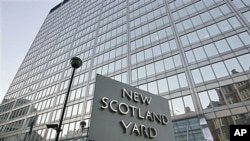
<box><xmin>1</xmin><ymin>0</ymin><xmax>250</xmax><ymax>140</ymax></box>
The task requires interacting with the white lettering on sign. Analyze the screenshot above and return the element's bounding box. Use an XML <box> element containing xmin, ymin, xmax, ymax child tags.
<box><xmin>120</xmin><ymin>120</ymin><xmax>157</xmax><ymax>138</ymax></box>
<box><xmin>122</xmin><ymin>88</ymin><xmax>152</xmax><ymax>105</ymax></box>
<box><xmin>100</xmin><ymin>88</ymin><xmax>169</xmax><ymax>139</ymax></box>
<box><xmin>234</xmin><ymin>129</ymin><xmax>247</xmax><ymax>136</ymax></box>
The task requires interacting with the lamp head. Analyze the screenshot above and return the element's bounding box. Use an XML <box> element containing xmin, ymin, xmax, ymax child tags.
<box><xmin>80</xmin><ymin>121</ymin><xmax>87</xmax><ymax>128</ymax></box>
<box><xmin>71</xmin><ymin>57</ymin><xmax>82</xmax><ymax>68</ymax></box>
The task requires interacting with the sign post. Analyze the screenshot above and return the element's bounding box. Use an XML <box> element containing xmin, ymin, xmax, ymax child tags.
<box><xmin>89</xmin><ymin>74</ymin><xmax>175</xmax><ymax>141</ymax></box>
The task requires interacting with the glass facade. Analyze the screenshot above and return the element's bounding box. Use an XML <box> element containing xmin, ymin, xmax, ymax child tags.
<box><xmin>0</xmin><ymin>0</ymin><xmax>249</xmax><ymax>140</ymax></box>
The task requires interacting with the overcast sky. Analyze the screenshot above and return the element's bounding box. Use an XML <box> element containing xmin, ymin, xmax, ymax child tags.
<box><xmin>0</xmin><ymin>0</ymin><xmax>62</xmax><ymax>103</ymax></box>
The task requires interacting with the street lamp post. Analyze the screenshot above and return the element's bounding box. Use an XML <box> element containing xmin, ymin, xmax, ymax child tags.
<box><xmin>80</xmin><ymin>121</ymin><xmax>90</xmax><ymax>141</ymax></box>
<box><xmin>54</xmin><ymin>57</ymin><xmax>82</xmax><ymax>141</ymax></box>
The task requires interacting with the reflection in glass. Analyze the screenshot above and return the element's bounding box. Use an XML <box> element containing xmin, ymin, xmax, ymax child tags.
<box><xmin>62</xmin><ymin>124</ymin><xmax>69</xmax><ymax>137</ymax></box>
<box><xmin>168</xmin><ymin>75</ymin><xmax>180</xmax><ymax>91</ymax></box>
<box><xmin>224</xmin><ymin>58</ymin><xmax>243</xmax><ymax>74</ymax></box>
<box><xmin>155</xmin><ymin>60</ymin><xmax>165</xmax><ymax>73</ymax></box>
<box><xmin>146</xmin><ymin>63</ymin><xmax>155</xmax><ymax>76</ymax></box>
<box><xmin>72</xmin><ymin>104</ymin><xmax>78</xmax><ymax>117</ymax></box>
<box><xmin>138</xmin><ymin>66</ymin><xmax>146</xmax><ymax>79</ymax></box>
<box><xmin>208</xmin><ymin>89</ymin><xmax>223</xmax><ymax>107</ymax></box>
<box><xmin>204</xmin><ymin>43</ymin><xmax>218</xmax><ymax>57</ymax></box>
<box><xmin>139</xmin><ymin>84</ymin><xmax>148</xmax><ymax>92</ymax></box>
<box><xmin>68</xmin><ymin>122</ymin><xmax>76</xmax><ymax>138</ymax></box>
<box><xmin>239</xmin><ymin>32</ymin><xmax>250</xmax><ymax>45</ymax></box>
<box><xmin>217</xmin><ymin>20</ymin><xmax>231</xmax><ymax>32</ymax></box>
<box><xmin>198</xmin><ymin>92</ymin><xmax>210</xmax><ymax>109</ymax></box>
<box><xmin>180</xmin><ymin>35</ymin><xmax>189</xmax><ymax>46</ymax></box>
<box><xmin>228</xmin><ymin>17</ymin><xmax>241</xmax><ymax>28</ymax></box>
<box><xmin>172</xmin><ymin>97</ymin><xmax>185</xmax><ymax>115</ymax></box>
<box><xmin>197</xmin><ymin>28</ymin><xmax>209</xmax><ymax>40</ymax></box>
<box><xmin>173</xmin><ymin>55</ymin><xmax>182</xmax><ymax>67</ymax></box>
<box><xmin>212</xmin><ymin>62</ymin><xmax>229</xmax><ymax>78</ymax></box>
<box><xmin>191</xmin><ymin>69</ymin><xmax>203</xmax><ymax>84</ymax></box>
<box><xmin>183</xmin><ymin>95</ymin><xmax>195</xmax><ymax>113</ymax></box>
<box><xmin>145</xmin><ymin>48</ymin><xmax>153</xmax><ymax>59</ymax></box>
<box><xmin>194</xmin><ymin>47</ymin><xmax>206</xmax><ymax>61</ymax></box>
<box><xmin>187</xmin><ymin>32</ymin><xmax>199</xmax><ymax>43</ymax></box>
<box><xmin>157</xmin><ymin>78</ymin><xmax>168</xmax><ymax>93</ymax></box>
<box><xmin>207</xmin><ymin>24</ymin><xmax>220</xmax><ymax>37</ymax></box>
<box><xmin>178</xmin><ymin>73</ymin><xmax>188</xmax><ymax>88</ymax></box>
<box><xmin>164</xmin><ymin>57</ymin><xmax>175</xmax><ymax>70</ymax></box>
<box><xmin>226</xmin><ymin>36</ymin><xmax>243</xmax><ymax>49</ymax></box>
<box><xmin>198</xmin><ymin>79</ymin><xmax>250</xmax><ymax>110</ymax></box>
<box><xmin>132</xmin><ymin>69</ymin><xmax>137</xmax><ymax>82</ymax></box>
<box><xmin>185</xmin><ymin>50</ymin><xmax>195</xmax><ymax>63</ymax></box>
<box><xmin>237</xmin><ymin>54</ymin><xmax>250</xmax><ymax>71</ymax></box>
<box><xmin>207</xmin><ymin>113</ymin><xmax>250</xmax><ymax>141</ymax></box>
<box><xmin>85</xmin><ymin>100</ymin><xmax>92</xmax><ymax>113</ymax></box>
<box><xmin>215</xmin><ymin>39</ymin><xmax>230</xmax><ymax>53</ymax></box>
<box><xmin>200</xmin><ymin>66</ymin><xmax>215</xmax><ymax>81</ymax></box>
<box><xmin>148</xmin><ymin>81</ymin><xmax>158</xmax><ymax>95</ymax></box>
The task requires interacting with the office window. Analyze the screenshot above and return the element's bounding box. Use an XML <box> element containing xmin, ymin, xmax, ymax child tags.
<box><xmin>172</xmin><ymin>97</ymin><xmax>185</xmax><ymax>115</ymax></box>
<box><xmin>157</xmin><ymin>78</ymin><xmax>168</xmax><ymax>93</ymax></box>
<box><xmin>243</xmin><ymin>11</ymin><xmax>250</xmax><ymax>23</ymax></box>
<box><xmin>212</xmin><ymin>62</ymin><xmax>229</xmax><ymax>78</ymax></box>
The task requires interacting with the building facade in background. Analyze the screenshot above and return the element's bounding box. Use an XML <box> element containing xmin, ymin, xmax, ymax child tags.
<box><xmin>0</xmin><ymin>0</ymin><xmax>250</xmax><ymax>141</ymax></box>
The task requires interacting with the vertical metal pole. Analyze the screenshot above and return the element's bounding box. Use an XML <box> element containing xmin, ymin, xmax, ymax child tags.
<box><xmin>55</xmin><ymin>68</ymin><xmax>76</xmax><ymax>141</ymax></box>
<box><xmin>186</xmin><ymin>125</ymin><xmax>189</xmax><ymax>141</ymax></box>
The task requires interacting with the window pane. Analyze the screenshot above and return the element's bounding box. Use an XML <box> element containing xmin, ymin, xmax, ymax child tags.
<box><xmin>180</xmin><ymin>35</ymin><xmax>189</xmax><ymax>46</ymax></box>
<box><xmin>228</xmin><ymin>17</ymin><xmax>241</xmax><ymax>28</ymax></box>
<box><xmin>200</xmin><ymin>66</ymin><xmax>215</xmax><ymax>81</ymax></box>
<box><xmin>173</xmin><ymin>55</ymin><xmax>182</xmax><ymax>67</ymax></box>
<box><xmin>168</xmin><ymin>75</ymin><xmax>180</xmax><ymax>91</ymax></box>
<box><xmin>157</xmin><ymin>78</ymin><xmax>168</xmax><ymax>93</ymax></box>
<box><xmin>201</xmin><ymin>12</ymin><xmax>212</xmax><ymax>22</ymax></box>
<box><xmin>172</xmin><ymin>97</ymin><xmax>185</xmax><ymax>115</ymax></box>
<box><xmin>148</xmin><ymin>81</ymin><xmax>158</xmax><ymax>95</ymax></box>
<box><xmin>191</xmin><ymin>69</ymin><xmax>203</xmax><ymax>84</ymax></box>
<box><xmin>191</xmin><ymin>16</ymin><xmax>202</xmax><ymax>26</ymax></box>
<box><xmin>207</xmin><ymin>24</ymin><xmax>220</xmax><ymax>37</ymax></box>
<box><xmin>226</xmin><ymin>35</ymin><xmax>243</xmax><ymax>49</ymax></box>
<box><xmin>164</xmin><ymin>57</ymin><xmax>175</xmax><ymax>70</ymax></box>
<box><xmin>215</xmin><ymin>39</ymin><xmax>231</xmax><ymax>53</ymax></box>
<box><xmin>203</xmin><ymin>43</ymin><xmax>218</xmax><ymax>57</ymax></box>
<box><xmin>155</xmin><ymin>60</ymin><xmax>165</xmax><ymax>73</ymax></box>
<box><xmin>185</xmin><ymin>50</ymin><xmax>195</xmax><ymax>63</ymax></box>
<box><xmin>217</xmin><ymin>20</ymin><xmax>232</xmax><ymax>32</ymax></box>
<box><xmin>224</xmin><ymin>58</ymin><xmax>243</xmax><ymax>74</ymax></box>
<box><xmin>210</xmin><ymin>7</ymin><xmax>222</xmax><ymax>19</ymax></box>
<box><xmin>183</xmin><ymin>95</ymin><xmax>195</xmax><ymax>113</ymax></box>
<box><xmin>193</xmin><ymin>47</ymin><xmax>206</xmax><ymax>61</ymax></box>
<box><xmin>243</xmin><ymin>11</ymin><xmax>250</xmax><ymax>23</ymax></box>
<box><xmin>138</xmin><ymin>66</ymin><xmax>146</xmax><ymax>79</ymax></box>
<box><xmin>72</xmin><ymin>104</ymin><xmax>78</xmax><ymax>116</ymax></box>
<box><xmin>132</xmin><ymin>69</ymin><xmax>137</xmax><ymax>82</ymax></box>
<box><xmin>137</xmin><ymin>51</ymin><xmax>145</xmax><ymax>63</ymax></box>
<box><xmin>85</xmin><ymin>100</ymin><xmax>92</xmax><ymax>113</ymax></box>
<box><xmin>66</xmin><ymin>106</ymin><xmax>72</xmax><ymax>118</ymax></box>
<box><xmin>178</xmin><ymin>73</ymin><xmax>188</xmax><ymax>88</ymax></box>
<box><xmin>207</xmin><ymin>89</ymin><xmax>223</xmax><ymax>107</ymax></box>
<box><xmin>153</xmin><ymin>46</ymin><xmax>162</xmax><ymax>57</ymax></box>
<box><xmin>212</xmin><ymin>62</ymin><xmax>229</xmax><ymax>78</ymax></box>
<box><xmin>239</xmin><ymin>32</ymin><xmax>250</xmax><ymax>45</ymax></box>
<box><xmin>146</xmin><ymin>63</ymin><xmax>155</xmax><ymax>76</ymax></box>
<box><xmin>145</xmin><ymin>48</ymin><xmax>153</xmax><ymax>59</ymax></box>
<box><xmin>197</xmin><ymin>28</ymin><xmax>209</xmax><ymax>40</ymax></box>
<box><xmin>198</xmin><ymin>92</ymin><xmax>210</xmax><ymax>109</ymax></box>
<box><xmin>237</xmin><ymin>54</ymin><xmax>250</xmax><ymax>71</ymax></box>
<box><xmin>187</xmin><ymin>32</ymin><xmax>199</xmax><ymax>43</ymax></box>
